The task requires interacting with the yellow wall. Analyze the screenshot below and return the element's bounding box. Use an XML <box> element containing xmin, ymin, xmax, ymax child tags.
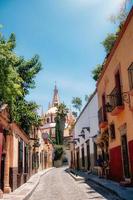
<box><xmin>97</xmin><ymin>12</ymin><xmax>133</xmax><ymax>149</ymax></box>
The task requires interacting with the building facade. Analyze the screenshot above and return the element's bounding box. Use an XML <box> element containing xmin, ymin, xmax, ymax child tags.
<box><xmin>71</xmin><ymin>91</ymin><xmax>99</xmax><ymax>172</ymax></box>
<box><xmin>97</xmin><ymin>7</ymin><xmax>133</xmax><ymax>183</ymax></box>
<box><xmin>0</xmin><ymin>104</ymin><xmax>53</xmax><ymax>196</ymax></box>
<box><xmin>41</xmin><ymin>85</ymin><xmax>75</xmax><ymax>165</ymax></box>
<box><xmin>0</xmin><ymin>105</ymin><xmax>30</xmax><ymax>194</ymax></box>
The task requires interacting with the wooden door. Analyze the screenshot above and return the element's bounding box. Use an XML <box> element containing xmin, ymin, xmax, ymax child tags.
<box><xmin>86</xmin><ymin>142</ymin><xmax>90</xmax><ymax>170</ymax></box>
<box><xmin>121</xmin><ymin>134</ymin><xmax>130</xmax><ymax>179</ymax></box>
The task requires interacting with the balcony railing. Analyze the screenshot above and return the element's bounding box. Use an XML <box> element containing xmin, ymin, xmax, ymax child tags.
<box><xmin>98</xmin><ymin>106</ymin><xmax>107</xmax><ymax>125</ymax></box>
<box><xmin>128</xmin><ymin>63</ymin><xmax>133</xmax><ymax>90</ymax></box>
<box><xmin>109</xmin><ymin>86</ymin><xmax>123</xmax><ymax>111</ymax></box>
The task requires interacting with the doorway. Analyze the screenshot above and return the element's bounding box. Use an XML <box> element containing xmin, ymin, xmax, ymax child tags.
<box><xmin>86</xmin><ymin>141</ymin><xmax>90</xmax><ymax>170</ymax></box>
<box><xmin>76</xmin><ymin>150</ymin><xmax>79</xmax><ymax>170</ymax></box>
<box><xmin>121</xmin><ymin>134</ymin><xmax>130</xmax><ymax>179</ymax></box>
<box><xmin>1</xmin><ymin>154</ymin><xmax>5</xmax><ymax>190</ymax></box>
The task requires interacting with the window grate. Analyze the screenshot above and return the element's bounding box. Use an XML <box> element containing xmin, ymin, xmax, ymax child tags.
<box><xmin>128</xmin><ymin>63</ymin><xmax>133</xmax><ymax>90</ymax></box>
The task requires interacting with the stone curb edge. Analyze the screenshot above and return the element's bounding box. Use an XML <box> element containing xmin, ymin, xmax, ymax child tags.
<box><xmin>86</xmin><ymin>177</ymin><xmax>125</xmax><ymax>200</ymax></box>
<box><xmin>66</xmin><ymin>171</ymin><xmax>85</xmax><ymax>181</ymax></box>
<box><xmin>23</xmin><ymin>167</ymin><xmax>55</xmax><ymax>200</ymax></box>
<box><xmin>67</xmin><ymin>171</ymin><xmax>125</xmax><ymax>200</ymax></box>
<box><xmin>3</xmin><ymin>168</ymin><xmax>54</xmax><ymax>200</ymax></box>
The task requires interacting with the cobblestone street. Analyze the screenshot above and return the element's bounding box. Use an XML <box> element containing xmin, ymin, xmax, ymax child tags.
<box><xmin>29</xmin><ymin>167</ymin><xmax>121</xmax><ymax>200</ymax></box>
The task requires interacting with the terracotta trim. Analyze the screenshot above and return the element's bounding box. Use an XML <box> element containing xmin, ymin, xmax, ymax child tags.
<box><xmin>97</xmin><ymin>6</ymin><xmax>133</xmax><ymax>86</ymax></box>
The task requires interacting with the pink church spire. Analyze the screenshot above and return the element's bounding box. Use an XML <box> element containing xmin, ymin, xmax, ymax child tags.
<box><xmin>52</xmin><ymin>83</ymin><xmax>60</xmax><ymax>107</ymax></box>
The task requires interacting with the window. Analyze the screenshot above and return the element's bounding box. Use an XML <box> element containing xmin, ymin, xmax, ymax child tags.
<box><xmin>18</xmin><ymin>139</ymin><xmax>23</xmax><ymax>173</ymax></box>
<box><xmin>81</xmin><ymin>146</ymin><xmax>85</xmax><ymax>167</ymax></box>
<box><xmin>32</xmin><ymin>153</ymin><xmax>35</xmax><ymax>169</ymax></box>
<box><xmin>110</xmin><ymin>123</ymin><xmax>116</xmax><ymax>139</ymax></box>
<box><xmin>47</xmin><ymin>118</ymin><xmax>50</xmax><ymax>123</ymax></box>
<box><xmin>128</xmin><ymin>63</ymin><xmax>133</xmax><ymax>90</ymax></box>
<box><xmin>40</xmin><ymin>152</ymin><xmax>42</xmax><ymax>164</ymax></box>
<box><xmin>24</xmin><ymin>145</ymin><xmax>28</xmax><ymax>173</ymax></box>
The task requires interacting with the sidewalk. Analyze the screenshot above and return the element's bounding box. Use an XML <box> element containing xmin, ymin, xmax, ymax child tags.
<box><xmin>3</xmin><ymin>167</ymin><xmax>54</xmax><ymax>200</ymax></box>
<box><xmin>68</xmin><ymin>169</ymin><xmax>133</xmax><ymax>200</ymax></box>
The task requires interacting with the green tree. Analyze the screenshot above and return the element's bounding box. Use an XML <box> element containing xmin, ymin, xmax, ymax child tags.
<box><xmin>16</xmin><ymin>100</ymin><xmax>41</xmax><ymax>133</ymax></box>
<box><xmin>72</xmin><ymin>111</ymin><xmax>78</xmax><ymax>118</ymax></box>
<box><xmin>102</xmin><ymin>33</ymin><xmax>117</xmax><ymax>54</ymax></box>
<box><xmin>85</xmin><ymin>94</ymin><xmax>89</xmax><ymax>102</ymax></box>
<box><xmin>0</xmin><ymin>33</ymin><xmax>23</xmax><ymax>120</ymax></box>
<box><xmin>109</xmin><ymin>0</ymin><xmax>129</xmax><ymax>25</ymax></box>
<box><xmin>16</xmin><ymin>55</ymin><xmax>41</xmax><ymax>96</ymax></box>
<box><xmin>92</xmin><ymin>64</ymin><xmax>103</xmax><ymax>81</ymax></box>
<box><xmin>71</xmin><ymin>97</ymin><xmax>82</xmax><ymax>112</ymax></box>
<box><xmin>0</xmin><ymin>32</ymin><xmax>42</xmax><ymax>134</ymax></box>
<box><xmin>91</xmin><ymin>0</ymin><xmax>132</xmax><ymax>82</ymax></box>
<box><xmin>55</xmin><ymin>103</ymin><xmax>68</xmax><ymax>145</ymax></box>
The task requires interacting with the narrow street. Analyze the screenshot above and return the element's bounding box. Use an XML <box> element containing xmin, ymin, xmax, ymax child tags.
<box><xmin>29</xmin><ymin>167</ymin><xmax>121</xmax><ymax>200</ymax></box>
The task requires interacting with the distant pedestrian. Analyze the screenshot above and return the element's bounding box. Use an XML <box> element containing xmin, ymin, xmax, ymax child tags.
<box><xmin>97</xmin><ymin>155</ymin><xmax>104</xmax><ymax>178</ymax></box>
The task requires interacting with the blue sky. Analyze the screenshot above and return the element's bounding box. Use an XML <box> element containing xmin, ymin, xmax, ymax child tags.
<box><xmin>0</xmin><ymin>0</ymin><xmax>131</xmax><ymax>112</ymax></box>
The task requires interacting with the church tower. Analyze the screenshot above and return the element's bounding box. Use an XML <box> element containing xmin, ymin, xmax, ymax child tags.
<box><xmin>52</xmin><ymin>84</ymin><xmax>60</xmax><ymax>107</ymax></box>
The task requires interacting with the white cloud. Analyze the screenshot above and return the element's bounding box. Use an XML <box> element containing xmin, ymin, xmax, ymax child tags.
<box><xmin>62</xmin><ymin>0</ymin><xmax>125</xmax><ymax>9</ymax></box>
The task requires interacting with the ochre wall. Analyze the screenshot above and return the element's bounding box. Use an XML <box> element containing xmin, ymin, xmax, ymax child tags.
<box><xmin>97</xmin><ymin>9</ymin><xmax>133</xmax><ymax>181</ymax></box>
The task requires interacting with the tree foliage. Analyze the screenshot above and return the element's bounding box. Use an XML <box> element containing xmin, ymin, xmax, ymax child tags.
<box><xmin>91</xmin><ymin>1</ymin><xmax>131</xmax><ymax>82</ymax></box>
<box><xmin>102</xmin><ymin>33</ymin><xmax>117</xmax><ymax>55</ymax></box>
<box><xmin>71</xmin><ymin>97</ymin><xmax>82</xmax><ymax>112</ymax></box>
<box><xmin>55</xmin><ymin>103</ymin><xmax>68</xmax><ymax>145</ymax></box>
<box><xmin>72</xmin><ymin>111</ymin><xmax>78</xmax><ymax>118</ymax></box>
<box><xmin>85</xmin><ymin>94</ymin><xmax>89</xmax><ymax>102</ymax></box>
<box><xmin>0</xmin><ymin>32</ymin><xmax>42</xmax><ymax>134</ymax></box>
<box><xmin>54</xmin><ymin>145</ymin><xmax>63</xmax><ymax>161</ymax></box>
<box><xmin>92</xmin><ymin>64</ymin><xmax>103</xmax><ymax>81</ymax></box>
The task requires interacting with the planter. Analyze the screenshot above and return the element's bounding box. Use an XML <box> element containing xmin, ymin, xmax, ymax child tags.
<box><xmin>54</xmin><ymin>159</ymin><xmax>62</xmax><ymax>168</ymax></box>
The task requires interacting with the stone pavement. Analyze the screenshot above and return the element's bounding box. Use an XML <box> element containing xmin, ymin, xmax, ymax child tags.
<box><xmin>29</xmin><ymin>166</ymin><xmax>121</xmax><ymax>200</ymax></box>
<box><xmin>68</xmin><ymin>169</ymin><xmax>133</xmax><ymax>200</ymax></box>
<box><xmin>3</xmin><ymin>168</ymin><xmax>54</xmax><ymax>200</ymax></box>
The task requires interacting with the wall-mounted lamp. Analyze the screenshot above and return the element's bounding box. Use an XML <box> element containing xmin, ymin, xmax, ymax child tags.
<box><xmin>83</xmin><ymin>126</ymin><xmax>90</xmax><ymax>132</ymax></box>
<box><xmin>78</xmin><ymin>129</ymin><xmax>85</xmax><ymax>139</ymax></box>
<box><xmin>73</xmin><ymin>138</ymin><xmax>80</xmax><ymax>143</ymax></box>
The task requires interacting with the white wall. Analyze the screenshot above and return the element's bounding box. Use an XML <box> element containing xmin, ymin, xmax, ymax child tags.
<box><xmin>74</xmin><ymin>92</ymin><xmax>99</xmax><ymax>163</ymax></box>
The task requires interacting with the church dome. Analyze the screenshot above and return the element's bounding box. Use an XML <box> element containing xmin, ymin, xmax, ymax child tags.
<box><xmin>46</xmin><ymin>106</ymin><xmax>57</xmax><ymax>115</ymax></box>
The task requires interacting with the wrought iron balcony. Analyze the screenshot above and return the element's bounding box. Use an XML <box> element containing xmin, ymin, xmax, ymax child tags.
<box><xmin>108</xmin><ymin>86</ymin><xmax>124</xmax><ymax>116</ymax></box>
<box><xmin>128</xmin><ymin>63</ymin><xmax>133</xmax><ymax>92</ymax></box>
<box><xmin>98</xmin><ymin>106</ymin><xmax>107</xmax><ymax>128</ymax></box>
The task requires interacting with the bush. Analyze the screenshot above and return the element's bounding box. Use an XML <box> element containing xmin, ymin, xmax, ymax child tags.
<box><xmin>54</xmin><ymin>145</ymin><xmax>63</xmax><ymax>161</ymax></box>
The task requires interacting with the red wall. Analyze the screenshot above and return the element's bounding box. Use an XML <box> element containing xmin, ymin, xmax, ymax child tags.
<box><xmin>128</xmin><ymin>140</ymin><xmax>133</xmax><ymax>177</ymax></box>
<box><xmin>109</xmin><ymin>146</ymin><xmax>123</xmax><ymax>182</ymax></box>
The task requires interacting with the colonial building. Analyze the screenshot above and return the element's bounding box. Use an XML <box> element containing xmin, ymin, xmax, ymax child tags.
<box><xmin>41</xmin><ymin>85</ymin><xmax>75</xmax><ymax>164</ymax></box>
<box><xmin>70</xmin><ymin>91</ymin><xmax>99</xmax><ymax>172</ymax></box>
<box><xmin>0</xmin><ymin>104</ymin><xmax>53</xmax><ymax>196</ymax></box>
<box><xmin>0</xmin><ymin>104</ymin><xmax>29</xmax><ymax>195</ymax></box>
<box><xmin>97</xmin><ymin>7</ymin><xmax>133</xmax><ymax>183</ymax></box>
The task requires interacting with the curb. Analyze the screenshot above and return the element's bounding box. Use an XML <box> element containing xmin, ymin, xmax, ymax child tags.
<box><xmin>3</xmin><ymin>167</ymin><xmax>54</xmax><ymax>200</ymax></box>
<box><xmin>67</xmin><ymin>171</ymin><xmax>125</xmax><ymax>200</ymax></box>
<box><xmin>86</xmin><ymin>177</ymin><xmax>125</xmax><ymax>200</ymax></box>
<box><xmin>24</xmin><ymin>168</ymin><xmax>54</xmax><ymax>200</ymax></box>
<box><xmin>68</xmin><ymin>172</ymin><xmax>84</xmax><ymax>181</ymax></box>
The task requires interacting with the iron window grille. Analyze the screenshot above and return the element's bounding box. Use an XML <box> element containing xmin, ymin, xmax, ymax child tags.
<box><xmin>108</xmin><ymin>86</ymin><xmax>123</xmax><ymax>111</ymax></box>
<box><xmin>18</xmin><ymin>139</ymin><xmax>23</xmax><ymax>173</ymax></box>
<box><xmin>128</xmin><ymin>63</ymin><xmax>133</xmax><ymax>90</ymax></box>
<box><xmin>109</xmin><ymin>123</ymin><xmax>116</xmax><ymax>139</ymax></box>
<box><xmin>98</xmin><ymin>106</ymin><xmax>107</xmax><ymax>124</ymax></box>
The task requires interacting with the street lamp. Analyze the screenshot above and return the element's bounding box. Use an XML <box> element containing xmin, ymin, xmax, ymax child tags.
<box><xmin>73</xmin><ymin>138</ymin><xmax>80</xmax><ymax>143</ymax></box>
<box><xmin>78</xmin><ymin>129</ymin><xmax>85</xmax><ymax>139</ymax></box>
